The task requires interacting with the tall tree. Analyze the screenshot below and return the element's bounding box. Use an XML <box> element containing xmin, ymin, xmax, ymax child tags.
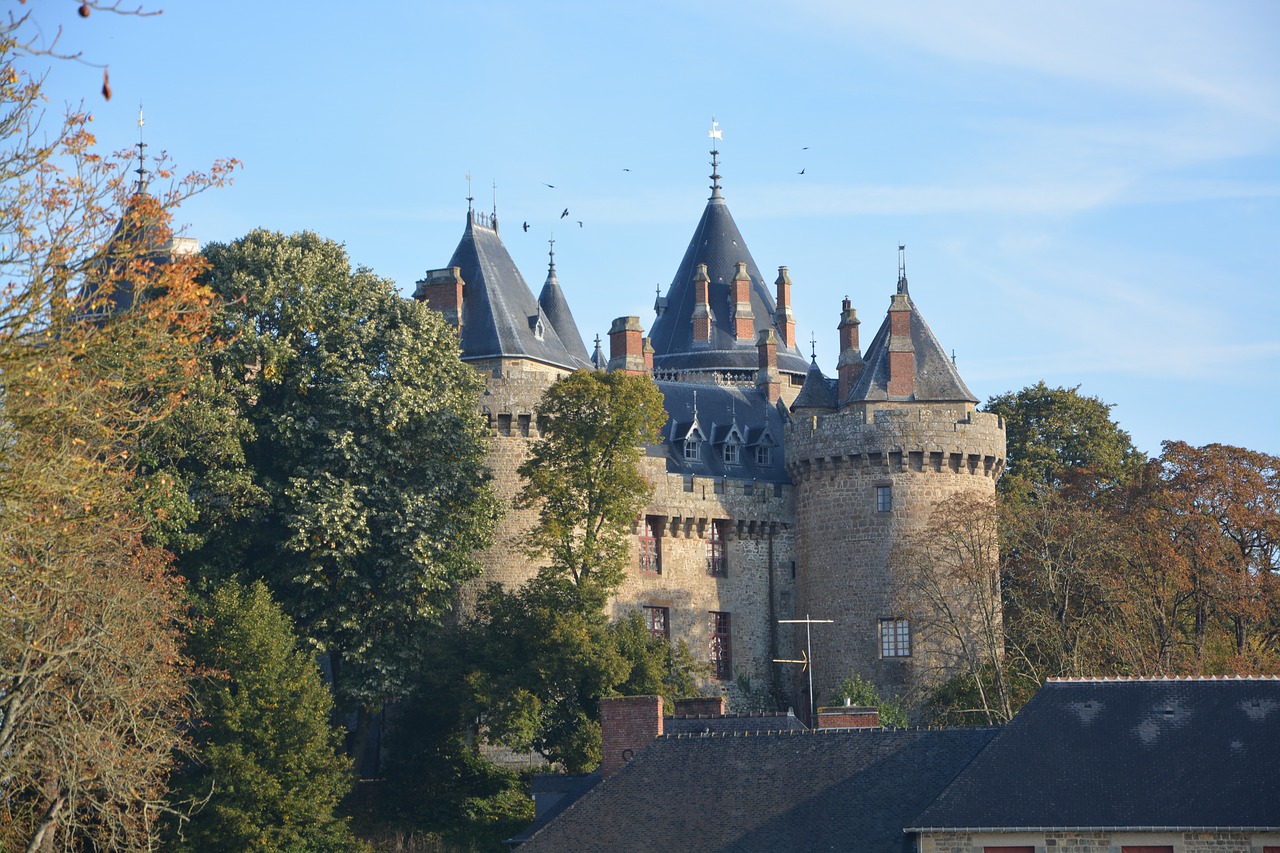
<box><xmin>190</xmin><ymin>230</ymin><xmax>497</xmax><ymax>717</ymax></box>
<box><xmin>0</xmin><ymin>14</ymin><xmax>235</xmax><ymax>850</ymax></box>
<box><xmin>985</xmin><ymin>381</ymin><xmax>1144</xmax><ymax>495</ymax></box>
<box><xmin>173</xmin><ymin>580</ymin><xmax>365</xmax><ymax>853</ymax></box>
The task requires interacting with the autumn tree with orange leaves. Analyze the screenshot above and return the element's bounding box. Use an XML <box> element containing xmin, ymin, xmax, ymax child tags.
<box><xmin>0</xmin><ymin>11</ymin><xmax>236</xmax><ymax>851</ymax></box>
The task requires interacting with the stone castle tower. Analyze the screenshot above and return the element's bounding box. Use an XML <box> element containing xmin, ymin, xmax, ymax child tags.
<box><xmin>416</xmin><ymin>145</ymin><xmax>1004</xmax><ymax>716</ymax></box>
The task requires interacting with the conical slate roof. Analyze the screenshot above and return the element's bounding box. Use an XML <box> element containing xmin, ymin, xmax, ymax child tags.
<box><xmin>447</xmin><ymin>212</ymin><xmax>590</xmax><ymax>371</ymax></box>
<box><xmin>536</xmin><ymin>249</ymin><xmax>589</xmax><ymax>361</ymax></box>
<box><xmin>648</xmin><ymin>189</ymin><xmax>808</xmax><ymax>377</ymax></box>
<box><xmin>846</xmin><ymin>281</ymin><xmax>977</xmax><ymax>405</ymax></box>
<box><xmin>791</xmin><ymin>358</ymin><xmax>837</xmax><ymax>411</ymax></box>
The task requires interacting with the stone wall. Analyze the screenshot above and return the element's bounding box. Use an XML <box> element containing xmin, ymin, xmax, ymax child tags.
<box><xmin>919</xmin><ymin>829</ymin><xmax>1279</xmax><ymax>853</ymax></box>
<box><xmin>786</xmin><ymin>402</ymin><xmax>1005</xmax><ymax>705</ymax></box>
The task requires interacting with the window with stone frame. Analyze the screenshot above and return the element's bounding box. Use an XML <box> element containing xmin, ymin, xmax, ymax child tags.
<box><xmin>876</xmin><ymin>484</ymin><xmax>892</xmax><ymax>512</ymax></box>
<box><xmin>709</xmin><ymin>611</ymin><xmax>732</xmax><ymax>679</ymax></box>
<box><xmin>723</xmin><ymin>441</ymin><xmax>740</xmax><ymax>465</ymax></box>
<box><xmin>683</xmin><ymin>438</ymin><xmax>701</xmax><ymax>461</ymax></box>
<box><xmin>643</xmin><ymin>605</ymin><xmax>669</xmax><ymax>641</ymax></box>
<box><xmin>879</xmin><ymin>617</ymin><xmax>911</xmax><ymax>658</ymax></box>
<box><xmin>706</xmin><ymin>519</ymin><xmax>727</xmax><ymax>577</ymax></box>
<box><xmin>639</xmin><ymin>516</ymin><xmax>662</xmax><ymax>573</ymax></box>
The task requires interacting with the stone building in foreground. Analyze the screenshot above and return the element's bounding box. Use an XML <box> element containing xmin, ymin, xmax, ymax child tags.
<box><xmin>416</xmin><ymin>143</ymin><xmax>1005</xmax><ymax>714</ymax></box>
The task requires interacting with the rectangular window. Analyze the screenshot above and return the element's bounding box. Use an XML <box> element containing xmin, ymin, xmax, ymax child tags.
<box><xmin>517</xmin><ymin>413</ymin><xmax>532</xmax><ymax>436</ymax></box>
<box><xmin>755</xmin><ymin>445</ymin><xmax>772</xmax><ymax>465</ymax></box>
<box><xmin>723</xmin><ymin>442</ymin><xmax>739</xmax><ymax>464</ymax></box>
<box><xmin>706</xmin><ymin>520</ymin><xmax>727</xmax><ymax>577</ymax></box>
<box><xmin>683</xmin><ymin>475</ymin><xmax>695</xmax><ymax>493</ymax></box>
<box><xmin>643</xmin><ymin>606</ymin><xmax>669</xmax><ymax>640</ymax></box>
<box><xmin>709</xmin><ymin>611</ymin><xmax>731</xmax><ymax>680</ymax></box>
<box><xmin>683</xmin><ymin>439</ymin><xmax>700</xmax><ymax>461</ymax></box>
<box><xmin>639</xmin><ymin>517</ymin><xmax>661</xmax><ymax>573</ymax></box>
<box><xmin>876</xmin><ymin>484</ymin><xmax>892</xmax><ymax>512</ymax></box>
<box><xmin>880</xmin><ymin>618</ymin><xmax>911</xmax><ymax>658</ymax></box>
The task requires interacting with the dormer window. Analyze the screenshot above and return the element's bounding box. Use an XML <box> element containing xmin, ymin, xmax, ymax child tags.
<box><xmin>723</xmin><ymin>442</ymin><xmax>740</xmax><ymax>465</ymax></box>
<box><xmin>755</xmin><ymin>445</ymin><xmax>771</xmax><ymax>466</ymax></box>
<box><xmin>683</xmin><ymin>439</ymin><xmax>701</xmax><ymax>461</ymax></box>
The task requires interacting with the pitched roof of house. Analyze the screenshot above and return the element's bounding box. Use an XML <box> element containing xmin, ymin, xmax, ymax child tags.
<box><xmin>445</xmin><ymin>212</ymin><xmax>591</xmax><ymax>371</ymax></box>
<box><xmin>664</xmin><ymin>711</ymin><xmax>806</xmax><ymax>735</ymax></box>
<box><xmin>646</xmin><ymin>173</ymin><xmax>808</xmax><ymax>377</ymax></box>
<box><xmin>909</xmin><ymin>677</ymin><xmax>1280</xmax><ymax>831</ymax></box>
<box><xmin>514</xmin><ymin>727</ymin><xmax>998</xmax><ymax>852</ymax></box>
<box><xmin>847</xmin><ymin>278</ymin><xmax>976</xmax><ymax>405</ymax></box>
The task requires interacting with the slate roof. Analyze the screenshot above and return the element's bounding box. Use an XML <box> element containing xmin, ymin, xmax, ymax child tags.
<box><xmin>909</xmin><ymin>677</ymin><xmax>1280</xmax><ymax>831</ymax></box>
<box><xmin>655</xmin><ymin>381</ymin><xmax>789</xmax><ymax>483</ymax></box>
<box><xmin>647</xmin><ymin>188</ymin><xmax>808</xmax><ymax>377</ymax></box>
<box><xmin>445</xmin><ymin>212</ymin><xmax>591</xmax><ymax>371</ymax></box>
<box><xmin>847</xmin><ymin>281</ymin><xmax>977</xmax><ymax>405</ymax></box>
<box><xmin>664</xmin><ymin>711</ymin><xmax>806</xmax><ymax>735</ymax></box>
<box><xmin>536</xmin><ymin>251</ymin><xmax>589</xmax><ymax>361</ymax></box>
<box><xmin>790</xmin><ymin>358</ymin><xmax>837</xmax><ymax>411</ymax></box>
<box><xmin>514</xmin><ymin>727</ymin><xmax>998</xmax><ymax>852</ymax></box>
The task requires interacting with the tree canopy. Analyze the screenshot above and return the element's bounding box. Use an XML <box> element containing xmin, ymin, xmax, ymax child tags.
<box><xmin>187</xmin><ymin>230</ymin><xmax>497</xmax><ymax>712</ymax></box>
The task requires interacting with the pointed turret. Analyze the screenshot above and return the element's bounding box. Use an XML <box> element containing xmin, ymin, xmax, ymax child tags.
<box><xmin>646</xmin><ymin>125</ymin><xmax>808</xmax><ymax>378</ymax></box>
<box><xmin>416</xmin><ymin>211</ymin><xmax>590</xmax><ymax>371</ymax></box>
<box><xmin>536</xmin><ymin>239</ymin><xmax>589</xmax><ymax>359</ymax></box>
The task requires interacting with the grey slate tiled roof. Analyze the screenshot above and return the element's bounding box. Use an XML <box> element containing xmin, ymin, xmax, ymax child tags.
<box><xmin>655</xmin><ymin>381</ymin><xmax>789</xmax><ymax>483</ymax></box>
<box><xmin>909</xmin><ymin>678</ymin><xmax>1280</xmax><ymax>831</ymax></box>
<box><xmin>648</xmin><ymin>195</ymin><xmax>808</xmax><ymax>376</ymax></box>
<box><xmin>536</xmin><ymin>255</ymin><xmax>589</xmax><ymax>361</ymax></box>
<box><xmin>514</xmin><ymin>727</ymin><xmax>998</xmax><ymax>852</ymax></box>
<box><xmin>848</xmin><ymin>286</ymin><xmax>977</xmax><ymax>405</ymax></box>
<box><xmin>790</xmin><ymin>358</ymin><xmax>837</xmax><ymax>411</ymax></box>
<box><xmin>664</xmin><ymin>711</ymin><xmax>807</xmax><ymax>735</ymax></box>
<box><xmin>446</xmin><ymin>213</ymin><xmax>591</xmax><ymax>371</ymax></box>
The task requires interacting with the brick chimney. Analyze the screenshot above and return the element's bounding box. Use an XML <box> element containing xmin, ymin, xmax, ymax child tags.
<box><xmin>775</xmin><ymin>267</ymin><xmax>796</xmax><ymax>348</ymax></box>
<box><xmin>886</xmin><ymin>292</ymin><xmax>914</xmax><ymax>399</ymax></box>
<box><xmin>643</xmin><ymin>336</ymin><xmax>654</xmax><ymax>373</ymax></box>
<box><xmin>756</xmin><ymin>328</ymin><xmax>781</xmax><ymax>405</ymax></box>
<box><xmin>414</xmin><ymin>266</ymin><xmax>464</xmax><ymax>329</ymax></box>
<box><xmin>600</xmin><ymin>696</ymin><xmax>663</xmax><ymax>778</ymax></box>
<box><xmin>836</xmin><ymin>297</ymin><xmax>863</xmax><ymax>405</ymax></box>
<box><xmin>673</xmin><ymin>696</ymin><xmax>727</xmax><ymax>716</ymax></box>
<box><xmin>816</xmin><ymin>703</ymin><xmax>880</xmax><ymax>729</ymax></box>
<box><xmin>729</xmin><ymin>261</ymin><xmax>755</xmax><ymax>341</ymax></box>
<box><xmin>691</xmin><ymin>263</ymin><xmax>712</xmax><ymax>348</ymax></box>
<box><xmin>608</xmin><ymin>316</ymin><xmax>647</xmax><ymax>375</ymax></box>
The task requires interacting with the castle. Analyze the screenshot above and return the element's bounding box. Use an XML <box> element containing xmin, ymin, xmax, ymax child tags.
<box><xmin>415</xmin><ymin>142</ymin><xmax>1006</xmax><ymax>717</ymax></box>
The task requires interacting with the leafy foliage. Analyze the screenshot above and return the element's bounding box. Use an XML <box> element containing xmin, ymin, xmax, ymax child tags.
<box><xmin>185</xmin><ymin>230</ymin><xmax>497</xmax><ymax>712</ymax></box>
<box><xmin>173</xmin><ymin>580</ymin><xmax>365</xmax><ymax>853</ymax></box>
<box><xmin>827</xmin><ymin>672</ymin><xmax>910</xmax><ymax>728</ymax></box>
<box><xmin>985</xmin><ymin>381</ymin><xmax>1144</xmax><ymax>495</ymax></box>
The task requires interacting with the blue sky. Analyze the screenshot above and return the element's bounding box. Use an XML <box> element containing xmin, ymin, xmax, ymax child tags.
<box><xmin>31</xmin><ymin>1</ymin><xmax>1280</xmax><ymax>456</ymax></box>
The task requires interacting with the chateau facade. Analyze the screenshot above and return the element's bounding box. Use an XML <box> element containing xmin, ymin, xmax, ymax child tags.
<box><xmin>416</xmin><ymin>148</ymin><xmax>1006</xmax><ymax>715</ymax></box>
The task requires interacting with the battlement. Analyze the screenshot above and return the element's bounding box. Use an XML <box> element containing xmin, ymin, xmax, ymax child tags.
<box><xmin>785</xmin><ymin>404</ymin><xmax>1006</xmax><ymax>481</ymax></box>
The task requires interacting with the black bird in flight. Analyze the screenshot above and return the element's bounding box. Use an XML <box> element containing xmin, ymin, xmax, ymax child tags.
<box><xmin>623</xmin><ymin>168</ymin><xmax>631</xmax><ymax>172</ymax></box>
<box><xmin>798</xmin><ymin>168</ymin><xmax>805</xmax><ymax>175</ymax></box>
<box><xmin>522</xmin><ymin>221</ymin><xmax>529</xmax><ymax>232</ymax></box>
<box><xmin>560</xmin><ymin>208</ymin><xmax>569</xmax><ymax>218</ymax></box>
<box><xmin>544</xmin><ymin>183</ymin><xmax>555</xmax><ymax>188</ymax></box>
<box><xmin>577</xmin><ymin>221</ymin><xmax>583</xmax><ymax>228</ymax></box>
<box><xmin>802</xmin><ymin>146</ymin><xmax>809</xmax><ymax>150</ymax></box>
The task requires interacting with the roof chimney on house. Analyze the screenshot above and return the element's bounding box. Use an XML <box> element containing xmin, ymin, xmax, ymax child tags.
<box><xmin>608</xmin><ymin>316</ymin><xmax>648</xmax><ymax>375</ymax></box>
<box><xmin>730</xmin><ymin>261</ymin><xmax>755</xmax><ymax>341</ymax></box>
<box><xmin>886</xmin><ymin>290</ymin><xmax>914</xmax><ymax>399</ymax></box>
<box><xmin>775</xmin><ymin>266</ymin><xmax>796</xmax><ymax>348</ymax></box>
<box><xmin>600</xmin><ymin>696</ymin><xmax>664</xmax><ymax>779</ymax></box>
<box><xmin>756</xmin><ymin>328</ymin><xmax>781</xmax><ymax>405</ymax></box>
<box><xmin>414</xmin><ymin>266</ymin><xmax>464</xmax><ymax>330</ymax></box>
<box><xmin>836</xmin><ymin>297</ymin><xmax>863</xmax><ymax>404</ymax></box>
<box><xmin>673</xmin><ymin>696</ymin><xmax>727</xmax><ymax>717</ymax></box>
<box><xmin>691</xmin><ymin>263</ymin><xmax>712</xmax><ymax>348</ymax></box>
<box><xmin>815</xmin><ymin>705</ymin><xmax>880</xmax><ymax>729</ymax></box>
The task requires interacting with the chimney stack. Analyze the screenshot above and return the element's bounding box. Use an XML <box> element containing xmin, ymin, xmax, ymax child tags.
<box><xmin>815</xmin><ymin>705</ymin><xmax>880</xmax><ymax>729</ymax></box>
<box><xmin>886</xmin><ymin>292</ymin><xmax>914</xmax><ymax>398</ymax></box>
<box><xmin>600</xmin><ymin>696</ymin><xmax>664</xmax><ymax>779</ymax></box>
<box><xmin>608</xmin><ymin>316</ymin><xmax>648</xmax><ymax>375</ymax></box>
<box><xmin>836</xmin><ymin>297</ymin><xmax>863</xmax><ymax>405</ymax></box>
<box><xmin>691</xmin><ymin>264</ymin><xmax>712</xmax><ymax>348</ymax></box>
<box><xmin>730</xmin><ymin>261</ymin><xmax>755</xmax><ymax>341</ymax></box>
<box><xmin>414</xmin><ymin>266</ymin><xmax>464</xmax><ymax>329</ymax></box>
<box><xmin>775</xmin><ymin>267</ymin><xmax>796</xmax><ymax>348</ymax></box>
<box><xmin>756</xmin><ymin>328</ymin><xmax>781</xmax><ymax>405</ymax></box>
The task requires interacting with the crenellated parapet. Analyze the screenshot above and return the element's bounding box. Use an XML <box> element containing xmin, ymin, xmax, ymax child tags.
<box><xmin>786</xmin><ymin>404</ymin><xmax>1006</xmax><ymax>483</ymax></box>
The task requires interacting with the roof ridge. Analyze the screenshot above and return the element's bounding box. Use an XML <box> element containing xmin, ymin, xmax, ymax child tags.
<box><xmin>1046</xmin><ymin>675</ymin><xmax>1280</xmax><ymax>682</ymax></box>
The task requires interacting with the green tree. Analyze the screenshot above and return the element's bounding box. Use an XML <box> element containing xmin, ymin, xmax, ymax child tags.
<box><xmin>985</xmin><ymin>381</ymin><xmax>1144</xmax><ymax>495</ymax></box>
<box><xmin>826</xmin><ymin>672</ymin><xmax>910</xmax><ymax>728</ymax></box>
<box><xmin>187</xmin><ymin>230</ymin><xmax>497</xmax><ymax>719</ymax></box>
<box><xmin>173</xmin><ymin>580</ymin><xmax>365</xmax><ymax>853</ymax></box>
<box><xmin>516</xmin><ymin>369</ymin><xmax>668</xmax><ymax>600</ymax></box>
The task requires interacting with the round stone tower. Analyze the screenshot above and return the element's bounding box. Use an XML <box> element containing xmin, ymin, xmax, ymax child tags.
<box><xmin>785</xmin><ymin>263</ymin><xmax>1005</xmax><ymax>709</ymax></box>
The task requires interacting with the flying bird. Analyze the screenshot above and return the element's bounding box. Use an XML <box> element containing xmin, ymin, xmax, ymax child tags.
<box><xmin>522</xmin><ymin>221</ymin><xmax>529</xmax><ymax>232</ymax></box>
<box><xmin>623</xmin><ymin>168</ymin><xmax>631</xmax><ymax>172</ymax></box>
<box><xmin>560</xmin><ymin>208</ymin><xmax>569</xmax><ymax>219</ymax></box>
<box><xmin>802</xmin><ymin>146</ymin><xmax>809</xmax><ymax>150</ymax></box>
<box><xmin>798</xmin><ymin>168</ymin><xmax>805</xmax><ymax>175</ymax></box>
<box><xmin>577</xmin><ymin>221</ymin><xmax>583</xmax><ymax>228</ymax></box>
<box><xmin>544</xmin><ymin>183</ymin><xmax>555</xmax><ymax>188</ymax></box>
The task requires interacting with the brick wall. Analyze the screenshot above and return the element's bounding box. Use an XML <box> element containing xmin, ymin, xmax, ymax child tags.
<box><xmin>600</xmin><ymin>696</ymin><xmax>663</xmax><ymax>778</ymax></box>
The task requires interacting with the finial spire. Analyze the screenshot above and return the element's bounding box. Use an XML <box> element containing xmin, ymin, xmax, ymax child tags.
<box><xmin>133</xmin><ymin>102</ymin><xmax>148</xmax><ymax>191</ymax></box>
<box><xmin>810</xmin><ymin>333</ymin><xmax>817</xmax><ymax>361</ymax></box>
<box><xmin>708</xmin><ymin>117</ymin><xmax>724</xmax><ymax>200</ymax></box>
<box><xmin>548</xmin><ymin>237</ymin><xmax>556</xmax><ymax>274</ymax></box>
<box><xmin>897</xmin><ymin>244</ymin><xmax>909</xmax><ymax>295</ymax></box>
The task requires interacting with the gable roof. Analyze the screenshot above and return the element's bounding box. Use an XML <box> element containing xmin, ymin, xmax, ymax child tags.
<box><xmin>445</xmin><ymin>212</ymin><xmax>590</xmax><ymax>371</ymax></box>
<box><xmin>847</xmin><ymin>285</ymin><xmax>976</xmax><ymax>405</ymax></box>
<box><xmin>909</xmin><ymin>677</ymin><xmax>1280</xmax><ymax>831</ymax></box>
<box><xmin>647</xmin><ymin>192</ymin><xmax>808</xmax><ymax>377</ymax></box>
<box><xmin>515</xmin><ymin>727</ymin><xmax>997</xmax><ymax>852</ymax></box>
